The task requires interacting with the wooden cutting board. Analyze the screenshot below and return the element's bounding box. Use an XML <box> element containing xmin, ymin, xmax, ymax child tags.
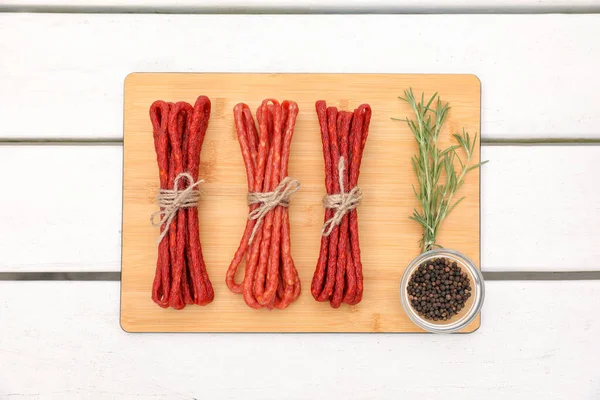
<box><xmin>121</xmin><ymin>73</ymin><xmax>481</xmax><ymax>333</ymax></box>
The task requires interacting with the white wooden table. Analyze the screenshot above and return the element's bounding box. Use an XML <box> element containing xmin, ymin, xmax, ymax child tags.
<box><xmin>1</xmin><ymin>2</ymin><xmax>600</xmax><ymax>399</ymax></box>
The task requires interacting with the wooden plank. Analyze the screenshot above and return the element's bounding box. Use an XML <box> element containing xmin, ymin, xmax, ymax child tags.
<box><xmin>1</xmin><ymin>144</ymin><xmax>599</xmax><ymax>273</ymax></box>
<box><xmin>121</xmin><ymin>72</ymin><xmax>481</xmax><ymax>333</ymax></box>
<box><xmin>0</xmin><ymin>145</ymin><xmax>123</xmax><ymax>273</ymax></box>
<box><xmin>1</xmin><ymin>14</ymin><xmax>599</xmax><ymax>140</ymax></box>
<box><xmin>2</xmin><ymin>0</ymin><xmax>598</xmax><ymax>13</ymax></box>
<box><xmin>1</xmin><ymin>281</ymin><xmax>599</xmax><ymax>398</ymax></box>
<box><xmin>481</xmin><ymin>146</ymin><xmax>600</xmax><ymax>271</ymax></box>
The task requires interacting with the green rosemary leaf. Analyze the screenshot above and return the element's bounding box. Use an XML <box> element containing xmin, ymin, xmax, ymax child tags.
<box><xmin>425</xmin><ymin>92</ymin><xmax>438</xmax><ymax>112</ymax></box>
<box><xmin>453</xmin><ymin>133</ymin><xmax>469</xmax><ymax>154</ymax></box>
<box><xmin>412</xmin><ymin>184</ymin><xmax>419</xmax><ymax>198</ymax></box>
<box><xmin>439</xmin><ymin>145</ymin><xmax>460</xmax><ymax>158</ymax></box>
<box><xmin>469</xmin><ymin>132</ymin><xmax>477</xmax><ymax>154</ymax></box>
<box><xmin>467</xmin><ymin>160</ymin><xmax>490</xmax><ymax>172</ymax></box>
<box><xmin>455</xmin><ymin>152</ymin><xmax>465</xmax><ymax>170</ymax></box>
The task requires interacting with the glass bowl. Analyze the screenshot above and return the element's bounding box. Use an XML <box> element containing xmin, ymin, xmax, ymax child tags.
<box><xmin>400</xmin><ymin>248</ymin><xmax>484</xmax><ymax>333</ymax></box>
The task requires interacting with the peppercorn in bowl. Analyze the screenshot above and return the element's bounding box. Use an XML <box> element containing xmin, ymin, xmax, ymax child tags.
<box><xmin>400</xmin><ymin>249</ymin><xmax>484</xmax><ymax>333</ymax></box>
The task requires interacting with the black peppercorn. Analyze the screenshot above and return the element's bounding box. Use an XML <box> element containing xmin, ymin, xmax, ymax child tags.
<box><xmin>406</xmin><ymin>257</ymin><xmax>473</xmax><ymax>322</ymax></box>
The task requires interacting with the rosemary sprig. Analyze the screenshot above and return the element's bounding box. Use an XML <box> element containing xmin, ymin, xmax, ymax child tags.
<box><xmin>392</xmin><ymin>88</ymin><xmax>488</xmax><ymax>253</ymax></box>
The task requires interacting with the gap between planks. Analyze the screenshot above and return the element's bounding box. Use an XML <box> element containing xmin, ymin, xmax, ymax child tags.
<box><xmin>2</xmin><ymin>271</ymin><xmax>600</xmax><ymax>281</ymax></box>
<box><xmin>0</xmin><ymin>139</ymin><xmax>123</xmax><ymax>146</ymax></box>
<box><xmin>0</xmin><ymin>3</ymin><xmax>599</xmax><ymax>14</ymax></box>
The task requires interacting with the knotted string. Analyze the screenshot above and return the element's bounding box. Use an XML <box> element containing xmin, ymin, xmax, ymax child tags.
<box><xmin>151</xmin><ymin>172</ymin><xmax>204</xmax><ymax>243</ymax></box>
<box><xmin>247</xmin><ymin>177</ymin><xmax>301</xmax><ymax>245</ymax></box>
<box><xmin>321</xmin><ymin>157</ymin><xmax>362</xmax><ymax>236</ymax></box>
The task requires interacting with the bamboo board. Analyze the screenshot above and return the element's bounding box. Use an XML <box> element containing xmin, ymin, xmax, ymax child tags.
<box><xmin>121</xmin><ymin>73</ymin><xmax>481</xmax><ymax>333</ymax></box>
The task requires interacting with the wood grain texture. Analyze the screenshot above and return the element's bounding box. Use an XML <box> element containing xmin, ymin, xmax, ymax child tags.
<box><xmin>121</xmin><ymin>73</ymin><xmax>481</xmax><ymax>333</ymax></box>
<box><xmin>1</xmin><ymin>14</ymin><xmax>599</xmax><ymax>140</ymax></box>
<box><xmin>2</xmin><ymin>281</ymin><xmax>600</xmax><ymax>399</ymax></box>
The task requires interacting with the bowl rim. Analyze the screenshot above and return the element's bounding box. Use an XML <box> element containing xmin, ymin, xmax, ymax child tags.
<box><xmin>400</xmin><ymin>248</ymin><xmax>485</xmax><ymax>333</ymax></box>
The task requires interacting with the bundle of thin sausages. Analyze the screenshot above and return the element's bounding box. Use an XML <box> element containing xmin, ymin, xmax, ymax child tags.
<box><xmin>226</xmin><ymin>99</ymin><xmax>302</xmax><ymax>309</ymax></box>
<box><xmin>311</xmin><ymin>101</ymin><xmax>371</xmax><ymax>308</ymax></box>
<box><xmin>149</xmin><ymin>96</ymin><xmax>214</xmax><ymax>309</ymax></box>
